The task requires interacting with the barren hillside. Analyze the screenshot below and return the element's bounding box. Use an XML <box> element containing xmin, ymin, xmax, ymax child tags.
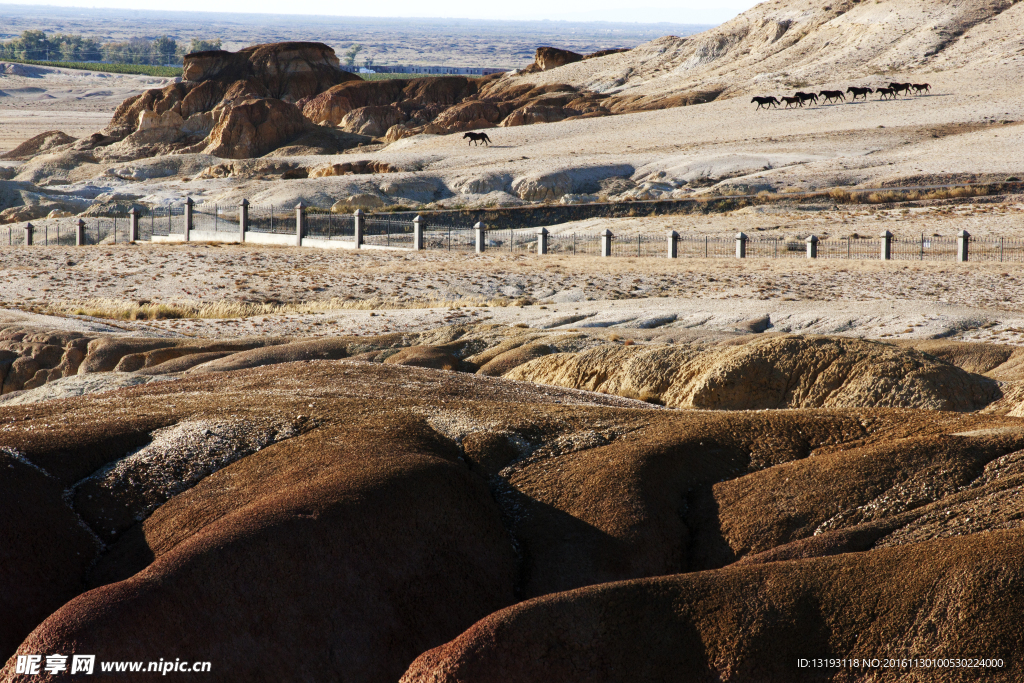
<box><xmin>511</xmin><ymin>0</ymin><xmax>1024</xmax><ymax>106</ymax></box>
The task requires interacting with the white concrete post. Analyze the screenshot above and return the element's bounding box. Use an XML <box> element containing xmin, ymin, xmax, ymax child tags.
<box><xmin>184</xmin><ymin>197</ymin><xmax>193</xmax><ymax>242</ymax></box>
<box><xmin>475</xmin><ymin>222</ymin><xmax>486</xmax><ymax>253</ymax></box>
<box><xmin>76</xmin><ymin>219</ymin><xmax>85</xmax><ymax>246</ymax></box>
<box><xmin>957</xmin><ymin>230</ymin><xmax>970</xmax><ymax>263</ymax></box>
<box><xmin>667</xmin><ymin>230</ymin><xmax>679</xmax><ymax>259</ymax></box>
<box><xmin>537</xmin><ymin>227</ymin><xmax>549</xmax><ymax>255</ymax></box>
<box><xmin>129</xmin><ymin>207</ymin><xmax>140</xmax><ymax>242</ymax></box>
<box><xmin>735</xmin><ymin>232</ymin><xmax>747</xmax><ymax>258</ymax></box>
<box><xmin>601</xmin><ymin>229</ymin><xmax>613</xmax><ymax>257</ymax></box>
<box><xmin>880</xmin><ymin>230</ymin><xmax>892</xmax><ymax>260</ymax></box>
<box><xmin>23</xmin><ymin>223</ymin><xmax>33</xmax><ymax>246</ymax></box>
<box><xmin>806</xmin><ymin>234</ymin><xmax>818</xmax><ymax>259</ymax></box>
<box><xmin>295</xmin><ymin>203</ymin><xmax>305</xmax><ymax>247</ymax></box>
<box><xmin>353</xmin><ymin>209</ymin><xmax>364</xmax><ymax>248</ymax></box>
<box><xmin>239</xmin><ymin>199</ymin><xmax>249</xmax><ymax>243</ymax></box>
<box><xmin>412</xmin><ymin>215</ymin><xmax>424</xmax><ymax>250</ymax></box>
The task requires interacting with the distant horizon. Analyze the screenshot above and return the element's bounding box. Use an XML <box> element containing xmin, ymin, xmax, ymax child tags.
<box><xmin>0</xmin><ymin>1</ymin><xmax>757</xmax><ymax>26</ymax></box>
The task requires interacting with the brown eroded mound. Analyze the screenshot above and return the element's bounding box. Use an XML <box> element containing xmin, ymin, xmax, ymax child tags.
<box><xmin>0</xmin><ymin>362</ymin><xmax>641</xmax><ymax>676</ymax></box>
<box><xmin>2</xmin><ymin>358</ymin><xmax>1024</xmax><ymax>677</ymax></box>
<box><xmin>401</xmin><ymin>530</ymin><xmax>1024</xmax><ymax>683</ymax></box>
<box><xmin>505</xmin><ymin>335</ymin><xmax>1001</xmax><ymax>411</ymax></box>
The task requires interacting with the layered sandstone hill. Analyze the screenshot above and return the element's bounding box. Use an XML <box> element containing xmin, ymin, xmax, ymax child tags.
<box><xmin>503</xmin><ymin>335</ymin><xmax>1002</xmax><ymax>411</ymax></box>
<box><xmin>500</xmin><ymin>0</ymin><xmax>1024</xmax><ymax>109</ymax></box>
<box><xmin>0</xmin><ymin>322</ymin><xmax>1013</xmax><ymax>414</ymax></box>
<box><xmin>6</xmin><ymin>43</ymin><xmax>625</xmax><ymax>166</ymax></box>
<box><xmin>4</xmin><ymin>357</ymin><xmax>1024</xmax><ymax>680</ymax></box>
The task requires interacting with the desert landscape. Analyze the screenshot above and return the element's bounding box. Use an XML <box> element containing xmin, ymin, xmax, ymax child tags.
<box><xmin>3</xmin><ymin>0</ymin><xmax>1024</xmax><ymax>680</ymax></box>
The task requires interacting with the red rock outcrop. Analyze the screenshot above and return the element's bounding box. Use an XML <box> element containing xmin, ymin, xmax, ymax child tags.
<box><xmin>308</xmin><ymin>160</ymin><xmax>396</xmax><ymax>178</ymax></box>
<box><xmin>182</xmin><ymin>42</ymin><xmax>359</xmax><ymax>102</ymax></box>
<box><xmin>301</xmin><ymin>79</ymin><xmax>409</xmax><ymax>126</ymax></box>
<box><xmin>339</xmin><ymin>104</ymin><xmax>408</xmax><ymax>137</ymax></box>
<box><xmin>534</xmin><ymin>46</ymin><xmax>583</xmax><ymax>71</ymax></box>
<box><xmin>201</xmin><ymin>98</ymin><xmax>310</xmax><ymax>159</ymax></box>
<box><xmin>401</xmin><ymin>76</ymin><xmax>479</xmax><ymax>107</ymax></box>
<box><xmin>104</xmin><ymin>82</ymin><xmax>190</xmax><ymax>139</ymax></box>
<box><xmin>500</xmin><ymin>103</ymin><xmax>569</xmax><ymax>127</ymax></box>
<box><xmin>432</xmin><ymin>101</ymin><xmax>503</xmax><ymax>131</ymax></box>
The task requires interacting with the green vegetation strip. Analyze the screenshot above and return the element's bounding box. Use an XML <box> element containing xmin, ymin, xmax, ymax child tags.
<box><xmin>3</xmin><ymin>58</ymin><xmax>182</xmax><ymax>77</ymax></box>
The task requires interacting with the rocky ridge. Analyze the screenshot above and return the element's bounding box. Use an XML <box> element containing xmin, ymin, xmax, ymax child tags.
<box><xmin>4</xmin><ymin>355</ymin><xmax>1024</xmax><ymax>680</ymax></box>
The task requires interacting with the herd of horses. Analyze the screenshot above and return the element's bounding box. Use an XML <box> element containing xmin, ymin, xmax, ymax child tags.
<box><xmin>752</xmin><ymin>82</ymin><xmax>932</xmax><ymax>110</ymax></box>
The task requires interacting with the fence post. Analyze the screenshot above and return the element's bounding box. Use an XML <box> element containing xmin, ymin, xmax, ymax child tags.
<box><xmin>129</xmin><ymin>207</ymin><xmax>140</xmax><ymax>242</ymax></box>
<box><xmin>295</xmin><ymin>203</ymin><xmax>306</xmax><ymax>247</ymax></box>
<box><xmin>735</xmin><ymin>232</ymin><xmax>747</xmax><ymax>259</ymax></box>
<box><xmin>880</xmin><ymin>230</ymin><xmax>892</xmax><ymax>260</ymax></box>
<box><xmin>412</xmin><ymin>215</ymin><xmax>424</xmax><ymax>250</ymax></box>
<box><xmin>239</xmin><ymin>199</ymin><xmax>249</xmax><ymax>243</ymax></box>
<box><xmin>601</xmin><ymin>229</ymin><xmax>613</xmax><ymax>257</ymax></box>
<box><xmin>957</xmin><ymin>230</ymin><xmax>970</xmax><ymax>263</ymax></box>
<box><xmin>24</xmin><ymin>223</ymin><xmax>33</xmax><ymax>246</ymax></box>
<box><xmin>536</xmin><ymin>227</ymin><xmax>548</xmax><ymax>255</ymax></box>
<box><xmin>667</xmin><ymin>230</ymin><xmax>679</xmax><ymax>259</ymax></box>
<box><xmin>184</xmin><ymin>197</ymin><xmax>193</xmax><ymax>242</ymax></box>
<box><xmin>475</xmin><ymin>222</ymin><xmax>486</xmax><ymax>253</ymax></box>
<box><xmin>76</xmin><ymin>219</ymin><xmax>85</xmax><ymax>246</ymax></box>
<box><xmin>353</xmin><ymin>209</ymin><xmax>364</xmax><ymax>248</ymax></box>
<box><xmin>806</xmin><ymin>234</ymin><xmax>818</xmax><ymax>259</ymax></box>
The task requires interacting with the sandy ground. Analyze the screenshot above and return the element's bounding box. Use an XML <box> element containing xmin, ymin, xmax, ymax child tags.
<box><xmin>2</xmin><ymin>3</ymin><xmax>1023</xmax><ymax>345</ymax></box>
<box><xmin>3</xmin><ymin>55</ymin><xmax>1023</xmax><ymax>213</ymax></box>
<box><xmin>545</xmin><ymin>199</ymin><xmax>1024</xmax><ymax>240</ymax></box>
<box><xmin>3</xmin><ymin>242</ymin><xmax>1024</xmax><ymax>344</ymax></box>
<box><xmin>0</xmin><ymin>63</ymin><xmax>174</xmax><ymax>153</ymax></box>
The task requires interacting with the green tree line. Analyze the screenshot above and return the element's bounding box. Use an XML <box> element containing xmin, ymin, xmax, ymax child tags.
<box><xmin>0</xmin><ymin>31</ymin><xmax>222</xmax><ymax>65</ymax></box>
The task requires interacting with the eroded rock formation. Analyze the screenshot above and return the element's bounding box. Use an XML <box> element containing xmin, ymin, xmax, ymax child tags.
<box><xmin>3</xmin><ymin>343</ymin><xmax>1024</xmax><ymax>679</ymax></box>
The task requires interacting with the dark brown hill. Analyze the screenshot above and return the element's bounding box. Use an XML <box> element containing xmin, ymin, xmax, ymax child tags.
<box><xmin>2</xmin><ymin>358</ymin><xmax>1023</xmax><ymax>677</ymax></box>
<box><xmin>401</xmin><ymin>530</ymin><xmax>1024</xmax><ymax>682</ymax></box>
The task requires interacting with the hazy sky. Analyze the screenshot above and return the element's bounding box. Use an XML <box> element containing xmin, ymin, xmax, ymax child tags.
<box><xmin>24</xmin><ymin>0</ymin><xmax>763</xmax><ymax>25</ymax></box>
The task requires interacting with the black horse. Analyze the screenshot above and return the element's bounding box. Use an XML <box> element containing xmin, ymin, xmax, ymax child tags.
<box><xmin>846</xmin><ymin>86</ymin><xmax>873</xmax><ymax>101</ymax></box>
<box><xmin>463</xmin><ymin>132</ymin><xmax>491</xmax><ymax>146</ymax></box>
<box><xmin>888</xmin><ymin>82</ymin><xmax>913</xmax><ymax>96</ymax></box>
<box><xmin>752</xmin><ymin>96</ymin><xmax>780</xmax><ymax>110</ymax></box>
<box><xmin>876</xmin><ymin>87</ymin><xmax>896</xmax><ymax>100</ymax></box>
<box><xmin>912</xmin><ymin>83</ymin><xmax>932</xmax><ymax>94</ymax></box>
<box><xmin>795</xmin><ymin>91</ymin><xmax>819</xmax><ymax>105</ymax></box>
<box><xmin>781</xmin><ymin>96</ymin><xmax>803</xmax><ymax>108</ymax></box>
<box><xmin>819</xmin><ymin>90</ymin><xmax>846</xmax><ymax>104</ymax></box>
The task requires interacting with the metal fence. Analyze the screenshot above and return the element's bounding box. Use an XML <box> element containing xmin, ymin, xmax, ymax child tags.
<box><xmin>970</xmin><ymin>237</ymin><xmax>1024</xmax><ymax>263</ymax></box>
<box><xmin>305</xmin><ymin>210</ymin><xmax>355</xmax><ymax>241</ymax></box>
<box><xmin>0</xmin><ymin>216</ymin><xmax>143</xmax><ymax>245</ymax></box>
<box><xmin>192</xmin><ymin>203</ymin><xmax>241</xmax><ymax>234</ymax></box>
<box><xmin>422</xmin><ymin>224</ymin><xmax>476</xmax><ymax>252</ymax></box>
<box><xmin>247</xmin><ymin>205</ymin><xmax>296</xmax><ymax>235</ymax></box>
<box><xmin>676</xmin><ymin>235</ymin><xmax>733</xmax><ymax>258</ymax></box>
<box><xmin>4</xmin><ymin>202</ymin><xmax>1023</xmax><ymax>265</ymax></box>
<box><xmin>83</xmin><ymin>216</ymin><xmax>126</xmax><ymax>245</ymax></box>
<box><xmin>608</xmin><ymin>233</ymin><xmax>667</xmax><ymax>258</ymax></box>
<box><xmin>148</xmin><ymin>206</ymin><xmax>186</xmax><ymax>237</ymax></box>
<box><xmin>363</xmin><ymin>216</ymin><xmax>411</xmax><ymax>248</ymax></box>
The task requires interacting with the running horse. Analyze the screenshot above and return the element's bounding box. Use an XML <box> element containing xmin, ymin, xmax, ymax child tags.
<box><xmin>463</xmin><ymin>132</ymin><xmax>491</xmax><ymax>146</ymax></box>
